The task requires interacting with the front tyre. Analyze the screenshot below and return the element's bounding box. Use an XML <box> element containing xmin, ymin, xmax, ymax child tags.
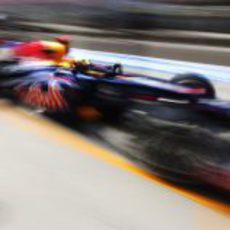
<box><xmin>112</xmin><ymin>64</ymin><xmax>123</xmax><ymax>75</ymax></box>
<box><xmin>171</xmin><ymin>73</ymin><xmax>216</xmax><ymax>100</ymax></box>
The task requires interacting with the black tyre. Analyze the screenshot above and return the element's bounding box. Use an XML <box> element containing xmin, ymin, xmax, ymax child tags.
<box><xmin>171</xmin><ymin>73</ymin><xmax>216</xmax><ymax>100</ymax></box>
<box><xmin>92</xmin><ymin>83</ymin><xmax>129</xmax><ymax>121</ymax></box>
<box><xmin>112</xmin><ymin>64</ymin><xmax>123</xmax><ymax>75</ymax></box>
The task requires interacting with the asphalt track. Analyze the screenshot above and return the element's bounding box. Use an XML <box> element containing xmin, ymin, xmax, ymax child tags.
<box><xmin>0</xmin><ymin>31</ymin><xmax>230</xmax><ymax>229</ymax></box>
<box><xmin>0</xmin><ymin>102</ymin><xmax>229</xmax><ymax>230</ymax></box>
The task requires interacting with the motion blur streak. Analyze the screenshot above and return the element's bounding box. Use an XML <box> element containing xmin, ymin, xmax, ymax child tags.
<box><xmin>70</xmin><ymin>48</ymin><xmax>230</xmax><ymax>83</ymax></box>
<box><xmin>1</xmin><ymin>102</ymin><xmax>229</xmax><ymax>215</ymax></box>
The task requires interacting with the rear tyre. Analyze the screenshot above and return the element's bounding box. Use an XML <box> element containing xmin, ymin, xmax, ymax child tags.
<box><xmin>171</xmin><ymin>73</ymin><xmax>216</xmax><ymax>100</ymax></box>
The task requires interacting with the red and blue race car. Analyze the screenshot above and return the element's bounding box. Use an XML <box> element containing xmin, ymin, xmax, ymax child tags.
<box><xmin>0</xmin><ymin>38</ymin><xmax>229</xmax><ymax>120</ymax></box>
<box><xmin>0</xmin><ymin>38</ymin><xmax>230</xmax><ymax>194</ymax></box>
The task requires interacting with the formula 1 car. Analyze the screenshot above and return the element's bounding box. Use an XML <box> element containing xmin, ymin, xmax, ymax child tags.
<box><xmin>0</xmin><ymin>57</ymin><xmax>229</xmax><ymax>121</ymax></box>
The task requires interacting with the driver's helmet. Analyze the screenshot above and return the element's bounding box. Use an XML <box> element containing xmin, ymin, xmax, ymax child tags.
<box><xmin>55</xmin><ymin>35</ymin><xmax>71</xmax><ymax>54</ymax></box>
<box><xmin>42</xmin><ymin>41</ymin><xmax>67</xmax><ymax>61</ymax></box>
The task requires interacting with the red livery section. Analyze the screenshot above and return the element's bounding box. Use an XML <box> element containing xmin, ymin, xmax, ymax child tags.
<box><xmin>16</xmin><ymin>83</ymin><xmax>68</xmax><ymax>111</ymax></box>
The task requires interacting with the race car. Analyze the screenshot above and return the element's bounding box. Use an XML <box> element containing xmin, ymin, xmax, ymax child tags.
<box><xmin>0</xmin><ymin>56</ymin><xmax>229</xmax><ymax>121</ymax></box>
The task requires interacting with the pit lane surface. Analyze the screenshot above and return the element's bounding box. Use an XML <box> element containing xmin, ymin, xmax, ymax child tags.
<box><xmin>0</xmin><ymin>31</ymin><xmax>230</xmax><ymax>229</ymax></box>
<box><xmin>0</xmin><ymin>102</ymin><xmax>229</xmax><ymax>230</ymax></box>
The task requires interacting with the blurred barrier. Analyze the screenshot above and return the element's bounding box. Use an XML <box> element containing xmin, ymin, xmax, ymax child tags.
<box><xmin>1</xmin><ymin>2</ymin><xmax>230</xmax><ymax>33</ymax></box>
<box><xmin>69</xmin><ymin>48</ymin><xmax>230</xmax><ymax>83</ymax></box>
